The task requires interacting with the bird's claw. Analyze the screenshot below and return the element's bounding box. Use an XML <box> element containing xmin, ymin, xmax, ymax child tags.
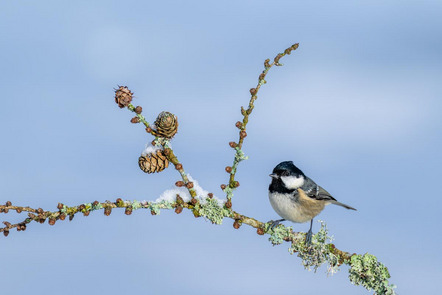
<box><xmin>270</xmin><ymin>221</ymin><xmax>280</xmax><ymax>229</ymax></box>
<box><xmin>268</xmin><ymin>219</ymin><xmax>284</xmax><ymax>230</ymax></box>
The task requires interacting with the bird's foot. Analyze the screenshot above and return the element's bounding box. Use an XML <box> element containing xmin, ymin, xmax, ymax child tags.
<box><xmin>268</xmin><ymin>219</ymin><xmax>285</xmax><ymax>230</ymax></box>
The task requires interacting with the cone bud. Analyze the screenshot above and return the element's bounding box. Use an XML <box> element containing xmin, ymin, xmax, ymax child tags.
<box><xmin>176</xmin><ymin>195</ymin><xmax>184</xmax><ymax>204</ymax></box>
<box><xmin>104</xmin><ymin>207</ymin><xmax>111</xmax><ymax>216</ymax></box>
<box><xmin>274</xmin><ymin>53</ymin><xmax>283</xmax><ymax>63</ymax></box>
<box><xmin>264</xmin><ymin>59</ymin><xmax>270</xmax><ymax>68</ymax></box>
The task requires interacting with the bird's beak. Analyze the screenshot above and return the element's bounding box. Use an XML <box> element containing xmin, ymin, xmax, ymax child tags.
<box><xmin>269</xmin><ymin>173</ymin><xmax>278</xmax><ymax>179</ymax></box>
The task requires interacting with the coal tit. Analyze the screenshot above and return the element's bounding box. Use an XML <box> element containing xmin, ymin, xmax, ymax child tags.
<box><xmin>268</xmin><ymin>161</ymin><xmax>356</xmax><ymax>244</ymax></box>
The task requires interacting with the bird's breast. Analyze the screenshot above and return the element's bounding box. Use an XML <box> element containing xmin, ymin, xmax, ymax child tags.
<box><xmin>268</xmin><ymin>191</ymin><xmax>325</xmax><ymax>223</ymax></box>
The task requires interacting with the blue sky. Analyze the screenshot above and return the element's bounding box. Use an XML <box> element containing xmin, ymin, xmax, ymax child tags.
<box><xmin>1</xmin><ymin>1</ymin><xmax>441</xmax><ymax>294</ymax></box>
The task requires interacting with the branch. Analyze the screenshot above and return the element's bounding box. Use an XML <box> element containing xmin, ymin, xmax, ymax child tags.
<box><xmin>2</xmin><ymin>44</ymin><xmax>396</xmax><ymax>295</ymax></box>
<box><xmin>222</xmin><ymin>44</ymin><xmax>300</xmax><ymax>205</ymax></box>
<box><xmin>0</xmin><ymin>197</ymin><xmax>394</xmax><ymax>294</ymax></box>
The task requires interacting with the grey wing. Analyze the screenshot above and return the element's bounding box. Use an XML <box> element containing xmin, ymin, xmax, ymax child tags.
<box><xmin>303</xmin><ymin>177</ymin><xmax>357</xmax><ymax>210</ymax></box>
<box><xmin>302</xmin><ymin>177</ymin><xmax>337</xmax><ymax>201</ymax></box>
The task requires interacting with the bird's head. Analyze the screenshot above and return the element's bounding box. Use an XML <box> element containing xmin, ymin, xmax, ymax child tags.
<box><xmin>269</xmin><ymin>161</ymin><xmax>305</xmax><ymax>190</ymax></box>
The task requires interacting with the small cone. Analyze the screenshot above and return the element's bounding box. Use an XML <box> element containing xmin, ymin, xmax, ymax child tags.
<box><xmin>152</xmin><ymin>111</ymin><xmax>178</xmax><ymax>139</ymax></box>
<box><xmin>139</xmin><ymin>150</ymin><xmax>169</xmax><ymax>173</ymax></box>
<box><xmin>115</xmin><ymin>86</ymin><xmax>133</xmax><ymax>108</ymax></box>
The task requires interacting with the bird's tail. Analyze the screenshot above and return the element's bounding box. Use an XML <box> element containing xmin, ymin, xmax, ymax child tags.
<box><xmin>331</xmin><ymin>200</ymin><xmax>357</xmax><ymax>210</ymax></box>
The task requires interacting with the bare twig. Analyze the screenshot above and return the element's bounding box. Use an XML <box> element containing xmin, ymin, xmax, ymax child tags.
<box><xmin>223</xmin><ymin>44</ymin><xmax>300</xmax><ymax>205</ymax></box>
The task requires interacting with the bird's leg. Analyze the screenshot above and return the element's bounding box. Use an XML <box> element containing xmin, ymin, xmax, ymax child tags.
<box><xmin>269</xmin><ymin>219</ymin><xmax>285</xmax><ymax>229</ymax></box>
<box><xmin>305</xmin><ymin>219</ymin><xmax>313</xmax><ymax>245</ymax></box>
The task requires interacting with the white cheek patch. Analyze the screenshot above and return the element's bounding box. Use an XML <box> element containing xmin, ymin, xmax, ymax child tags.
<box><xmin>281</xmin><ymin>175</ymin><xmax>305</xmax><ymax>189</ymax></box>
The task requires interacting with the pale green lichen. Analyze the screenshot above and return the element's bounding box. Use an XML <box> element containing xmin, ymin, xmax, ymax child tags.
<box><xmin>158</xmin><ymin>200</ymin><xmax>173</xmax><ymax>209</ymax></box>
<box><xmin>223</xmin><ymin>186</ymin><xmax>234</xmax><ymax>200</ymax></box>
<box><xmin>288</xmin><ymin>221</ymin><xmax>340</xmax><ymax>274</ymax></box>
<box><xmin>224</xmin><ymin>147</ymin><xmax>249</xmax><ymax>200</ymax></box>
<box><xmin>153</xmin><ymin>137</ymin><xmax>172</xmax><ymax>149</ymax></box>
<box><xmin>234</xmin><ymin>147</ymin><xmax>248</xmax><ymax>163</ymax></box>
<box><xmin>265</xmin><ymin>223</ymin><xmax>294</xmax><ymax>245</ymax></box>
<box><xmin>91</xmin><ymin>202</ymin><xmax>103</xmax><ymax>211</ymax></box>
<box><xmin>195</xmin><ymin>198</ymin><xmax>230</xmax><ymax>224</ymax></box>
<box><xmin>149</xmin><ymin>202</ymin><xmax>162</xmax><ymax>215</ymax></box>
<box><xmin>149</xmin><ymin>200</ymin><xmax>173</xmax><ymax>215</ymax></box>
<box><xmin>349</xmin><ymin>253</ymin><xmax>396</xmax><ymax>295</ymax></box>
<box><xmin>131</xmin><ymin>200</ymin><xmax>142</xmax><ymax>210</ymax></box>
<box><xmin>228</xmin><ymin>147</ymin><xmax>248</xmax><ymax>176</ymax></box>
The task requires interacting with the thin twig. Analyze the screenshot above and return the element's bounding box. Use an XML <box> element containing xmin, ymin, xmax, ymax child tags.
<box><xmin>224</xmin><ymin>44</ymin><xmax>300</xmax><ymax>204</ymax></box>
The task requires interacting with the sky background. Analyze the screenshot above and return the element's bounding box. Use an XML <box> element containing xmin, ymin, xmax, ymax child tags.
<box><xmin>1</xmin><ymin>1</ymin><xmax>441</xmax><ymax>294</ymax></box>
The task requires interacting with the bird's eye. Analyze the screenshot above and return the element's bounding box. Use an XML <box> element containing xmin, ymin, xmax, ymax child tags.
<box><xmin>281</xmin><ymin>171</ymin><xmax>289</xmax><ymax>176</ymax></box>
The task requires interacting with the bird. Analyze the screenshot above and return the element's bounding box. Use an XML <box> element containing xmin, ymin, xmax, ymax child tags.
<box><xmin>268</xmin><ymin>161</ymin><xmax>356</xmax><ymax>244</ymax></box>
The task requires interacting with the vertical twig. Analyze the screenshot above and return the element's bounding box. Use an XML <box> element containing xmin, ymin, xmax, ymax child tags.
<box><xmin>223</xmin><ymin>43</ymin><xmax>300</xmax><ymax>205</ymax></box>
